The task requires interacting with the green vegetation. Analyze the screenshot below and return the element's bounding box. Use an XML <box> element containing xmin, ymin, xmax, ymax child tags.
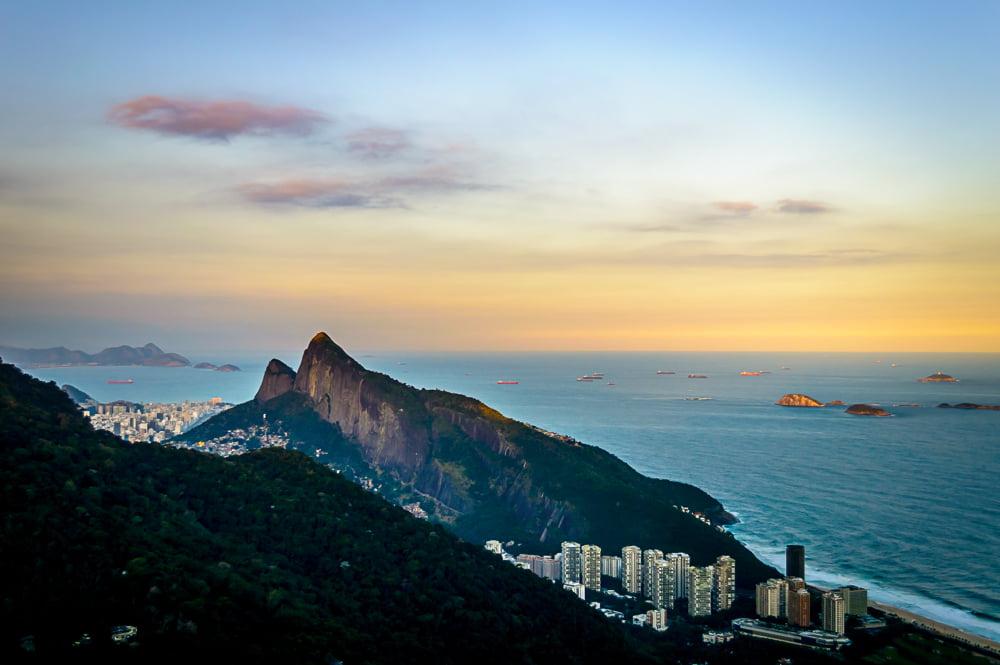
<box><xmin>0</xmin><ymin>362</ymin><xmax>651</xmax><ymax>664</ymax></box>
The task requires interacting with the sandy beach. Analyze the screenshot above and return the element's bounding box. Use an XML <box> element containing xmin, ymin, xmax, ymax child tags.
<box><xmin>868</xmin><ymin>599</ymin><xmax>1000</xmax><ymax>658</ymax></box>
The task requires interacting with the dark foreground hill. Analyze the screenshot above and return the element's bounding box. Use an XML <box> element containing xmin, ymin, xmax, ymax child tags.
<box><xmin>0</xmin><ymin>361</ymin><xmax>654</xmax><ymax>664</ymax></box>
<box><xmin>183</xmin><ymin>333</ymin><xmax>778</xmax><ymax>584</ymax></box>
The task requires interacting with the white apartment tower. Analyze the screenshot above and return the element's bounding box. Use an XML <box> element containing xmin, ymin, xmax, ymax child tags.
<box><xmin>670</xmin><ymin>553</ymin><xmax>691</xmax><ymax>599</ymax></box>
<box><xmin>822</xmin><ymin>592</ymin><xmax>846</xmax><ymax>635</ymax></box>
<box><xmin>622</xmin><ymin>546</ymin><xmax>643</xmax><ymax>595</ymax></box>
<box><xmin>642</xmin><ymin>549</ymin><xmax>663</xmax><ymax>598</ymax></box>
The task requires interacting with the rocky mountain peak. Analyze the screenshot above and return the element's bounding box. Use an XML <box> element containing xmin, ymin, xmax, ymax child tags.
<box><xmin>254</xmin><ymin>359</ymin><xmax>297</xmax><ymax>404</ymax></box>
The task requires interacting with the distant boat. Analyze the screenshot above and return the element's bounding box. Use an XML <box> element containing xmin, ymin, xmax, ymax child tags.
<box><xmin>497</xmin><ymin>380</ymin><xmax>519</xmax><ymax>385</ymax></box>
<box><xmin>684</xmin><ymin>397</ymin><xmax>712</xmax><ymax>401</ymax></box>
<box><xmin>688</xmin><ymin>374</ymin><xmax>708</xmax><ymax>379</ymax></box>
<box><xmin>656</xmin><ymin>370</ymin><xmax>675</xmax><ymax>374</ymax></box>
<box><xmin>107</xmin><ymin>379</ymin><xmax>134</xmax><ymax>384</ymax></box>
<box><xmin>739</xmin><ymin>371</ymin><xmax>762</xmax><ymax>376</ymax></box>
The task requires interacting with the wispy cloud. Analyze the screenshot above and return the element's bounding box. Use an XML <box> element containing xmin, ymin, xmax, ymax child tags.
<box><xmin>776</xmin><ymin>198</ymin><xmax>832</xmax><ymax>214</ymax></box>
<box><xmin>235</xmin><ymin>168</ymin><xmax>492</xmax><ymax>209</ymax></box>
<box><xmin>713</xmin><ymin>201</ymin><xmax>758</xmax><ymax>215</ymax></box>
<box><xmin>108</xmin><ymin>95</ymin><xmax>328</xmax><ymax>141</ymax></box>
<box><xmin>344</xmin><ymin>127</ymin><xmax>411</xmax><ymax>159</ymax></box>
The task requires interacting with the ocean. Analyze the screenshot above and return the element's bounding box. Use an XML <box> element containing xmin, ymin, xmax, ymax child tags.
<box><xmin>24</xmin><ymin>350</ymin><xmax>1000</xmax><ymax>643</ymax></box>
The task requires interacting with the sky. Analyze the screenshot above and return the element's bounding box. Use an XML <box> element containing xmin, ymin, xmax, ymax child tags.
<box><xmin>2</xmin><ymin>1</ymin><xmax>998</xmax><ymax>353</ymax></box>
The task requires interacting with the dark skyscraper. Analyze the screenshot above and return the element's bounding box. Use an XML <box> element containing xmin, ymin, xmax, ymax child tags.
<box><xmin>786</xmin><ymin>545</ymin><xmax>805</xmax><ymax>580</ymax></box>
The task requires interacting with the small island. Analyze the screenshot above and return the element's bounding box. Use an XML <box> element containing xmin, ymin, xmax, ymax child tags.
<box><xmin>775</xmin><ymin>393</ymin><xmax>824</xmax><ymax>407</ymax></box>
<box><xmin>194</xmin><ymin>362</ymin><xmax>242</xmax><ymax>372</ymax></box>
<box><xmin>938</xmin><ymin>403</ymin><xmax>1000</xmax><ymax>411</ymax></box>
<box><xmin>918</xmin><ymin>372</ymin><xmax>958</xmax><ymax>383</ymax></box>
<box><xmin>846</xmin><ymin>404</ymin><xmax>892</xmax><ymax>417</ymax></box>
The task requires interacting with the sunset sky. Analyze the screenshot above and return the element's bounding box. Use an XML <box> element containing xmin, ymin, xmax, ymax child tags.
<box><xmin>2</xmin><ymin>1</ymin><xmax>998</xmax><ymax>352</ymax></box>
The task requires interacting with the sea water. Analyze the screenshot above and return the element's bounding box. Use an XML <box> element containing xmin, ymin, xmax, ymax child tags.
<box><xmin>23</xmin><ymin>351</ymin><xmax>1000</xmax><ymax>642</ymax></box>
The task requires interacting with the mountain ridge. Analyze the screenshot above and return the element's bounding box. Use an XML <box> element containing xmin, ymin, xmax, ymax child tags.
<box><xmin>185</xmin><ymin>332</ymin><xmax>778</xmax><ymax>584</ymax></box>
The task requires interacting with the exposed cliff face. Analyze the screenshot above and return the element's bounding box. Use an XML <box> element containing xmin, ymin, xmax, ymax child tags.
<box><xmin>254</xmin><ymin>359</ymin><xmax>297</xmax><ymax>403</ymax></box>
<box><xmin>227</xmin><ymin>332</ymin><xmax>780</xmax><ymax>583</ymax></box>
<box><xmin>292</xmin><ymin>333</ymin><xmax>431</xmax><ymax>482</ymax></box>
<box><xmin>775</xmin><ymin>393</ymin><xmax>825</xmax><ymax>407</ymax></box>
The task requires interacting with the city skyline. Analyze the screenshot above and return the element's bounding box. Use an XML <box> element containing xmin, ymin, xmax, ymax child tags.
<box><xmin>2</xmin><ymin>2</ymin><xmax>999</xmax><ymax>352</ymax></box>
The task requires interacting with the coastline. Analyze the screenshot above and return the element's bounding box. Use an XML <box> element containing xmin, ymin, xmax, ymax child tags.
<box><xmin>867</xmin><ymin>599</ymin><xmax>1000</xmax><ymax>658</ymax></box>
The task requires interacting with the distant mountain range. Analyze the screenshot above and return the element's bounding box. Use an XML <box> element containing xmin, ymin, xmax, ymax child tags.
<box><xmin>0</xmin><ymin>343</ymin><xmax>238</xmax><ymax>371</ymax></box>
<box><xmin>183</xmin><ymin>332</ymin><xmax>778</xmax><ymax>584</ymax></box>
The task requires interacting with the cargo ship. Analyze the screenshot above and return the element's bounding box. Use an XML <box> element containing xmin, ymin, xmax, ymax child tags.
<box><xmin>497</xmin><ymin>380</ymin><xmax>519</xmax><ymax>385</ymax></box>
<box><xmin>656</xmin><ymin>370</ymin><xmax>675</xmax><ymax>374</ymax></box>
<box><xmin>107</xmin><ymin>379</ymin><xmax>134</xmax><ymax>384</ymax></box>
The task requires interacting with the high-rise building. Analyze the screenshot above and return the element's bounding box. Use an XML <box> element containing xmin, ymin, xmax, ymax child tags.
<box><xmin>642</xmin><ymin>549</ymin><xmax>663</xmax><ymax>598</ymax></box>
<box><xmin>688</xmin><ymin>565</ymin><xmax>715</xmax><ymax>617</ymax></box>
<box><xmin>670</xmin><ymin>553</ymin><xmax>691</xmax><ymax>599</ymax></box>
<box><xmin>822</xmin><ymin>592</ymin><xmax>846</xmax><ymax>634</ymax></box>
<box><xmin>755</xmin><ymin>578</ymin><xmax>789</xmax><ymax>618</ymax></box>
<box><xmin>561</xmin><ymin>542</ymin><xmax>582</xmax><ymax>585</ymax></box>
<box><xmin>622</xmin><ymin>546</ymin><xmax>643</xmax><ymax>594</ymax></box>
<box><xmin>837</xmin><ymin>585</ymin><xmax>868</xmax><ymax>616</ymax></box>
<box><xmin>756</xmin><ymin>581</ymin><xmax>780</xmax><ymax>617</ymax></box>
<box><xmin>649</xmin><ymin>558</ymin><xmax>675</xmax><ymax>610</ymax></box>
<box><xmin>485</xmin><ymin>540</ymin><xmax>504</xmax><ymax>555</ymax></box>
<box><xmin>601</xmin><ymin>555</ymin><xmax>621</xmax><ymax>580</ymax></box>
<box><xmin>786</xmin><ymin>545</ymin><xmax>806</xmax><ymax>580</ymax></box>
<box><xmin>788</xmin><ymin>587</ymin><xmax>811</xmax><ymax>627</ymax></box>
<box><xmin>541</xmin><ymin>556</ymin><xmax>561</xmax><ymax>581</ymax></box>
<box><xmin>582</xmin><ymin>544</ymin><xmax>602</xmax><ymax>591</ymax></box>
<box><xmin>564</xmin><ymin>581</ymin><xmax>586</xmax><ymax>600</ymax></box>
<box><xmin>713</xmin><ymin>555</ymin><xmax>736</xmax><ymax>612</ymax></box>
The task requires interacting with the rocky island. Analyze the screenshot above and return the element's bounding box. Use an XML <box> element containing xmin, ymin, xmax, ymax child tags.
<box><xmin>918</xmin><ymin>372</ymin><xmax>958</xmax><ymax>382</ymax></box>
<box><xmin>845</xmin><ymin>403</ymin><xmax>892</xmax><ymax>417</ymax></box>
<box><xmin>938</xmin><ymin>403</ymin><xmax>1000</xmax><ymax>411</ymax></box>
<box><xmin>194</xmin><ymin>362</ymin><xmax>242</xmax><ymax>372</ymax></box>
<box><xmin>775</xmin><ymin>393</ymin><xmax>824</xmax><ymax>407</ymax></box>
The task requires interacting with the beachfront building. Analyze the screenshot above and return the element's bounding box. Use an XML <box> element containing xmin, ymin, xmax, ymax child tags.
<box><xmin>822</xmin><ymin>592</ymin><xmax>846</xmax><ymax>634</ymax></box>
<box><xmin>837</xmin><ymin>585</ymin><xmax>868</xmax><ymax>616</ymax></box>
<box><xmin>622</xmin><ymin>546</ymin><xmax>642</xmax><ymax>594</ymax></box>
<box><xmin>786</xmin><ymin>544</ymin><xmax>806</xmax><ymax>580</ymax></box>
<box><xmin>788</xmin><ymin>587</ymin><xmax>812</xmax><ymax>627</ymax></box>
<box><xmin>756</xmin><ymin>578</ymin><xmax>790</xmax><ymax>618</ymax></box>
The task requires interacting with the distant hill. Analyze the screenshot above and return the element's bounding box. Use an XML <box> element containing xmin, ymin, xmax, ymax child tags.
<box><xmin>183</xmin><ymin>332</ymin><xmax>779</xmax><ymax>585</ymax></box>
<box><xmin>0</xmin><ymin>342</ymin><xmax>190</xmax><ymax>368</ymax></box>
<box><xmin>0</xmin><ymin>359</ymin><xmax>657</xmax><ymax>664</ymax></box>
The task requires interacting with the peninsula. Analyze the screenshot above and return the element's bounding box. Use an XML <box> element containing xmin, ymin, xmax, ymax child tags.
<box><xmin>0</xmin><ymin>342</ymin><xmax>190</xmax><ymax>368</ymax></box>
<box><xmin>183</xmin><ymin>332</ymin><xmax>778</xmax><ymax>583</ymax></box>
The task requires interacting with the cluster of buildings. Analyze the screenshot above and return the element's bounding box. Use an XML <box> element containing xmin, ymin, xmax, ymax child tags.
<box><xmin>170</xmin><ymin>424</ymin><xmax>292</xmax><ymax>457</ymax></box>
<box><xmin>82</xmin><ymin>399</ymin><xmax>231</xmax><ymax>443</ymax></box>
<box><xmin>485</xmin><ymin>540</ymin><xmax>736</xmax><ymax>621</ymax></box>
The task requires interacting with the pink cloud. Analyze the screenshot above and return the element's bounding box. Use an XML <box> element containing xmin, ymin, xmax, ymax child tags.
<box><xmin>108</xmin><ymin>95</ymin><xmax>328</xmax><ymax>141</ymax></box>
<box><xmin>713</xmin><ymin>201</ymin><xmax>758</xmax><ymax>215</ymax></box>
<box><xmin>235</xmin><ymin>168</ymin><xmax>491</xmax><ymax>209</ymax></box>
<box><xmin>776</xmin><ymin>199</ymin><xmax>831</xmax><ymax>214</ymax></box>
<box><xmin>344</xmin><ymin>127</ymin><xmax>410</xmax><ymax>158</ymax></box>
